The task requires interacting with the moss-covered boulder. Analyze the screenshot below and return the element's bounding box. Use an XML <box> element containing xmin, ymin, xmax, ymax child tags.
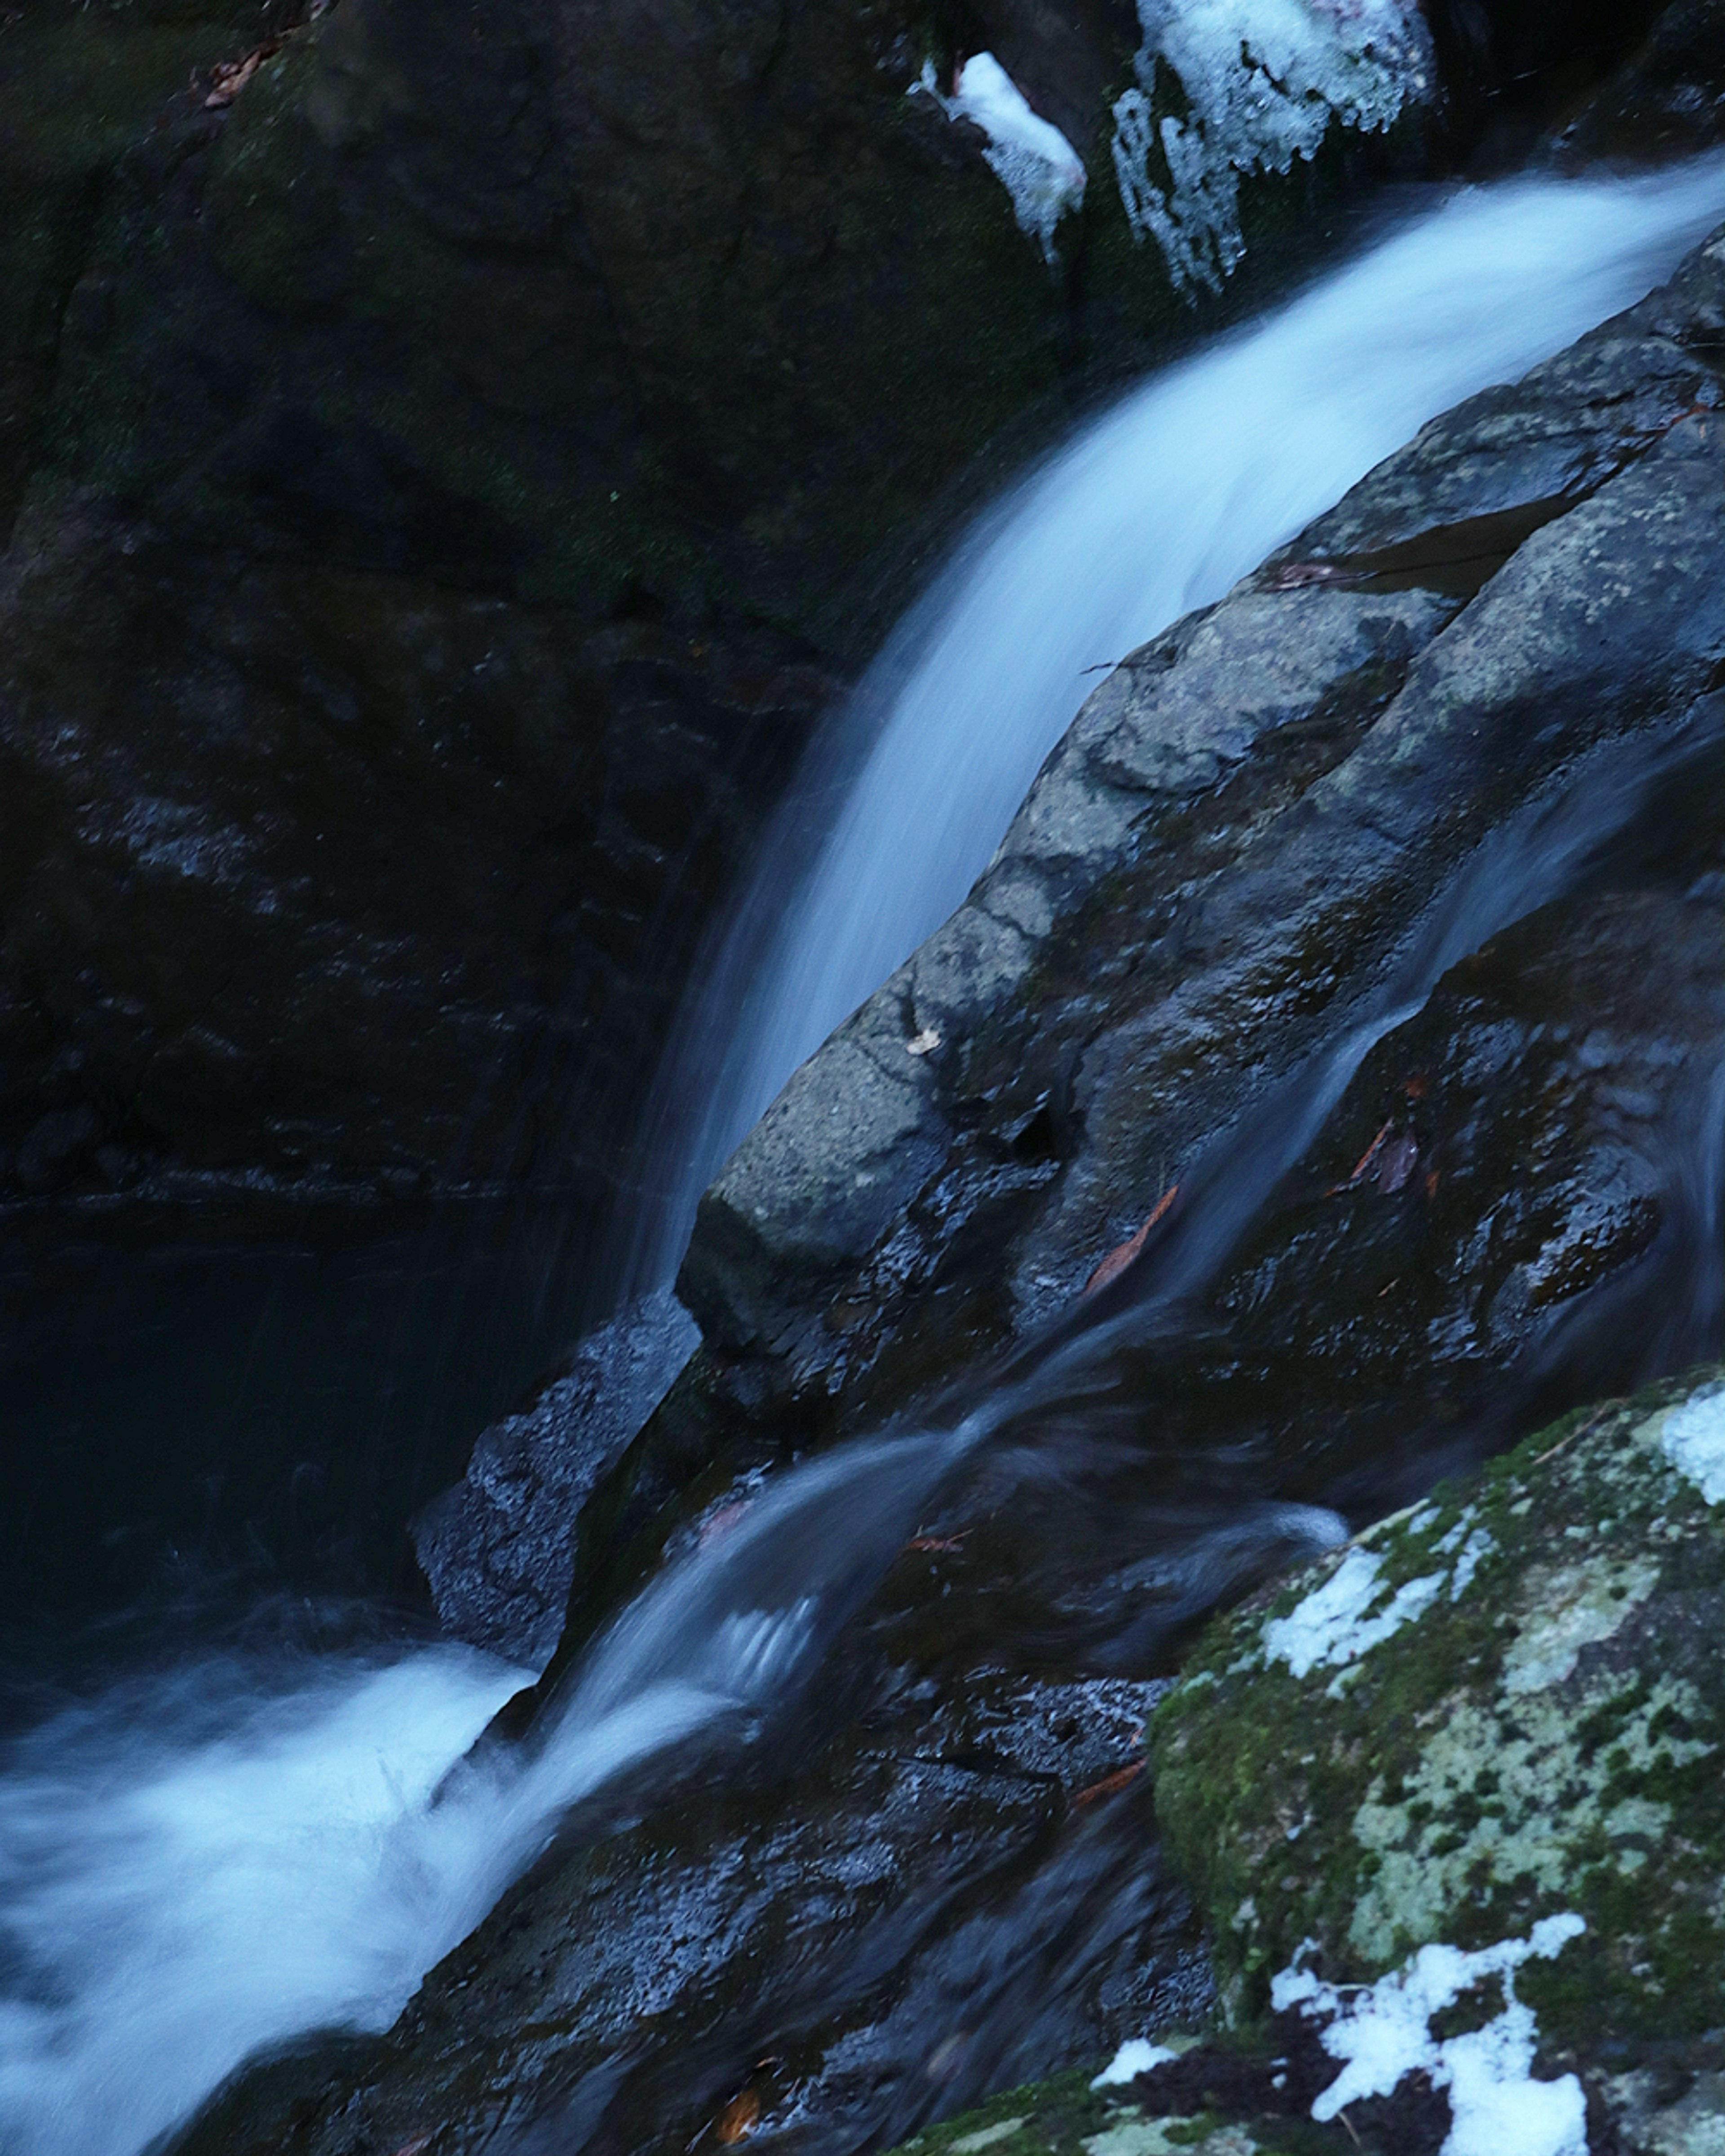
<box><xmin>879</xmin><ymin>1365</ymin><xmax>1725</xmax><ymax>2154</ymax></box>
<box><xmin>1148</xmin><ymin>1361</ymin><xmax>1725</xmax><ymax>2147</ymax></box>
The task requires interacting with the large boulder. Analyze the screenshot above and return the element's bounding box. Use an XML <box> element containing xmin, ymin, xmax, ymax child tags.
<box><xmin>872</xmin><ymin>1362</ymin><xmax>1725</xmax><ymax>2156</ymax></box>
<box><xmin>678</xmin><ymin>218</ymin><xmax>1725</xmax><ymax>1449</ymax></box>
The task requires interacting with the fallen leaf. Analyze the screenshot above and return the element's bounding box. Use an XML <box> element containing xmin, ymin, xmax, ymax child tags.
<box><xmin>1424</xmin><ymin>1168</ymin><xmax>1441</xmax><ymax>1200</ymax></box>
<box><xmin>1072</xmin><ymin>1760</ymin><xmax>1143</xmax><ymax>1809</ymax></box>
<box><xmin>1401</xmin><ymin>1071</ymin><xmax>1429</xmax><ymax>1100</ymax></box>
<box><xmin>1375</xmin><ymin>1130</ymin><xmax>1419</xmax><ymax>1194</ymax></box>
<box><xmin>905</xmin><ymin>1533</ymin><xmax>966</xmax><ymax>1554</ymax></box>
<box><xmin>203</xmin><ymin>37</ymin><xmax>283</xmax><ymax>104</ymax></box>
<box><xmin>905</xmin><ymin>1027</ymin><xmax>941</xmax><ymax>1056</ymax></box>
<box><xmin>1344</xmin><ymin>1120</ymin><xmax>1392</xmax><ymax>1186</ymax></box>
<box><xmin>715</xmin><ymin>2090</ymin><xmax>760</xmax><ymax>2144</ymax></box>
<box><xmin>1330</xmin><ymin>1122</ymin><xmax>1419</xmax><ymax>1196</ymax></box>
<box><xmin>1083</xmin><ymin>1183</ymin><xmax>1179</xmax><ymax>1295</ymax></box>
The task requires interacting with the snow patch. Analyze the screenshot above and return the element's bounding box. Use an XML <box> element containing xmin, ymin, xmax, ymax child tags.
<box><xmin>1090</xmin><ymin>2037</ymin><xmax>1178</xmax><ymax>2088</ymax></box>
<box><xmin>1661</xmin><ymin>1384</ymin><xmax>1725</xmax><ymax>1504</ymax></box>
<box><xmin>1262</xmin><ymin>1546</ymin><xmax>1445</xmax><ymax>1681</ymax></box>
<box><xmin>918</xmin><ymin>54</ymin><xmax>1086</xmax><ymax>262</ymax></box>
<box><xmin>1263</xmin><ymin>1503</ymin><xmax>1497</xmax><ymax>1683</ymax></box>
<box><xmin>1448</xmin><ymin>1526</ymin><xmax>1494</xmax><ymax>1601</ymax></box>
<box><xmin>1110</xmin><ymin>0</ymin><xmax>1435</xmax><ymax>293</ymax></box>
<box><xmin>1271</xmin><ymin>1915</ymin><xmax>1588</xmax><ymax>2156</ymax></box>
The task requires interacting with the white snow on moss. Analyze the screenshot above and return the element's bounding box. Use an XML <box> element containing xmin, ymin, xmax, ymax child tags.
<box><xmin>1446</xmin><ymin>1524</ymin><xmax>1494</xmax><ymax>1600</ymax></box>
<box><xmin>1111</xmin><ymin>0</ymin><xmax>1435</xmax><ymax>293</ymax></box>
<box><xmin>1262</xmin><ymin>1503</ymin><xmax>1496</xmax><ymax>1684</ymax></box>
<box><xmin>1661</xmin><ymin>1384</ymin><xmax>1725</xmax><ymax>1504</ymax></box>
<box><xmin>1271</xmin><ymin>1914</ymin><xmax>1588</xmax><ymax>2156</ymax></box>
<box><xmin>917</xmin><ymin>54</ymin><xmax>1086</xmax><ymax>263</ymax></box>
<box><xmin>1262</xmin><ymin>1546</ymin><xmax>1445</xmax><ymax>1682</ymax></box>
<box><xmin>1090</xmin><ymin>2037</ymin><xmax>1178</xmax><ymax>2088</ymax></box>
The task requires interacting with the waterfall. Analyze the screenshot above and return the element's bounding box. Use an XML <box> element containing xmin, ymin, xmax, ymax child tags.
<box><xmin>3</xmin><ymin>155</ymin><xmax>1724</xmax><ymax>2156</ymax></box>
<box><xmin>614</xmin><ymin>152</ymin><xmax>1725</xmax><ymax>1298</ymax></box>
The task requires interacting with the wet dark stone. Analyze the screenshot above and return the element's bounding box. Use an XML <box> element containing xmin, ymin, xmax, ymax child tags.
<box><xmin>677</xmin><ymin>223</ymin><xmax>1725</xmax><ymax>1454</ymax></box>
<box><xmin>414</xmin><ymin>1290</ymin><xmax>700</xmax><ymax>1666</ymax></box>
<box><xmin>178</xmin><ymin>1666</ymin><xmax>1209</xmax><ymax>2156</ymax></box>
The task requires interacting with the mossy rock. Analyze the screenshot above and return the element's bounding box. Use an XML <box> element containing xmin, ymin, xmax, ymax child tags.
<box><xmin>885</xmin><ymin>1366</ymin><xmax>1725</xmax><ymax>2156</ymax></box>
<box><xmin>1146</xmin><ymin>1361</ymin><xmax>1725</xmax><ymax>2141</ymax></box>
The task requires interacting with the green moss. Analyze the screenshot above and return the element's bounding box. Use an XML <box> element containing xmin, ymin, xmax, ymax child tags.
<box><xmin>1148</xmin><ymin>1365</ymin><xmax>1725</xmax><ymax>2060</ymax></box>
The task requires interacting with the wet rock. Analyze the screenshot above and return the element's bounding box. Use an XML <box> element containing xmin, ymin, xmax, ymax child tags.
<box><xmin>1557</xmin><ymin>0</ymin><xmax>1725</xmax><ymax>163</ymax></box>
<box><xmin>414</xmin><ymin>1289</ymin><xmax>700</xmax><ymax>1666</ymax></box>
<box><xmin>179</xmin><ymin>1664</ymin><xmax>1207</xmax><ymax>2156</ymax></box>
<box><xmin>869</xmin><ymin>1365</ymin><xmax>1725</xmax><ymax>2156</ymax></box>
<box><xmin>679</xmin><ymin>217</ymin><xmax>1725</xmax><ymax>1445</ymax></box>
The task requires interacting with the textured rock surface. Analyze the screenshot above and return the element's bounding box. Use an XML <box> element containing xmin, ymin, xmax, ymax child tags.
<box><xmin>0</xmin><ymin>0</ymin><xmax>1437</xmax><ymax>1244</ymax></box>
<box><xmin>679</xmin><ymin>219</ymin><xmax>1725</xmax><ymax>1445</ymax></box>
<box><xmin>413</xmin><ymin>1288</ymin><xmax>699</xmax><ymax>1664</ymax></box>
<box><xmin>872</xmin><ymin>1365</ymin><xmax>1725</xmax><ymax>2155</ymax></box>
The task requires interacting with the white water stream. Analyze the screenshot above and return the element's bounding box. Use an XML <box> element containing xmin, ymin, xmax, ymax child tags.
<box><xmin>4</xmin><ymin>156</ymin><xmax>1724</xmax><ymax>2156</ymax></box>
<box><xmin>618</xmin><ymin>151</ymin><xmax>1725</xmax><ymax>1294</ymax></box>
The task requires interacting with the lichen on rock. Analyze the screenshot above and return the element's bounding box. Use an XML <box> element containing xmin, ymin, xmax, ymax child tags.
<box><xmin>1147</xmin><ymin>1362</ymin><xmax>1725</xmax><ymax>2145</ymax></box>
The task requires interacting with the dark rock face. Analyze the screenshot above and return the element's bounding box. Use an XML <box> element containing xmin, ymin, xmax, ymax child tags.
<box><xmin>0</xmin><ymin>534</ymin><xmax>829</xmax><ymax>1225</ymax></box>
<box><xmin>1557</xmin><ymin>0</ymin><xmax>1725</xmax><ymax>161</ymax></box>
<box><xmin>679</xmin><ymin>223</ymin><xmax>1725</xmax><ymax>1451</ymax></box>
<box><xmin>414</xmin><ymin>1289</ymin><xmax>699</xmax><ymax>1664</ymax></box>
<box><xmin>0</xmin><ymin>0</ymin><xmax>1445</xmax><ymax>1247</ymax></box>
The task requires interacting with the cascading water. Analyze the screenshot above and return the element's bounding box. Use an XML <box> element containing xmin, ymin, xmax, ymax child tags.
<box><xmin>3</xmin><ymin>156</ymin><xmax>1724</xmax><ymax>2156</ymax></box>
<box><xmin>615</xmin><ymin>151</ymin><xmax>1725</xmax><ymax>1298</ymax></box>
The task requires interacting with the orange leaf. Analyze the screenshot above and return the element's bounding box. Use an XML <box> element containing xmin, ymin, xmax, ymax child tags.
<box><xmin>1346</xmin><ymin>1120</ymin><xmax>1393</xmax><ymax>1185</ymax></box>
<box><xmin>1083</xmin><ymin>1184</ymin><xmax>1178</xmax><ymax>1295</ymax></box>
<box><xmin>716</xmin><ymin>2090</ymin><xmax>761</xmax><ymax>2144</ymax></box>
<box><xmin>1072</xmin><ymin>1759</ymin><xmax>1143</xmax><ymax>1809</ymax></box>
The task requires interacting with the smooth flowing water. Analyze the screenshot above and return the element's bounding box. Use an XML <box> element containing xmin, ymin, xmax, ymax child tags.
<box><xmin>615</xmin><ymin>152</ymin><xmax>1725</xmax><ymax>1297</ymax></box>
<box><xmin>4</xmin><ymin>156</ymin><xmax>1725</xmax><ymax>2156</ymax></box>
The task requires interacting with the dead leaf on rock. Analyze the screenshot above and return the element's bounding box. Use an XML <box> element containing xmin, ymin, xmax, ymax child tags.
<box><xmin>1343</xmin><ymin>1120</ymin><xmax>1391</xmax><ymax>1187</ymax></box>
<box><xmin>1375</xmin><ymin>1130</ymin><xmax>1419</xmax><ymax>1194</ymax></box>
<box><xmin>715</xmin><ymin>2089</ymin><xmax>760</xmax><ymax>2144</ymax></box>
<box><xmin>1083</xmin><ymin>1183</ymin><xmax>1178</xmax><ymax>1295</ymax></box>
<box><xmin>905</xmin><ymin>1027</ymin><xmax>941</xmax><ymax>1056</ymax></box>
<box><xmin>698</xmin><ymin>1499</ymin><xmax>752</xmax><ymax>1550</ymax></box>
<box><xmin>1330</xmin><ymin>1122</ymin><xmax>1419</xmax><ymax>1196</ymax></box>
<box><xmin>905</xmin><ymin>1532</ymin><xmax>967</xmax><ymax>1555</ymax></box>
<box><xmin>1072</xmin><ymin>1760</ymin><xmax>1143</xmax><ymax>1809</ymax></box>
<box><xmin>203</xmin><ymin>38</ymin><xmax>283</xmax><ymax>106</ymax></box>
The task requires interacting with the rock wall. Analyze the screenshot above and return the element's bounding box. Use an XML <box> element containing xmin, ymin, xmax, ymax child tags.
<box><xmin>0</xmin><ymin>0</ymin><xmax>1450</xmax><ymax>1245</ymax></box>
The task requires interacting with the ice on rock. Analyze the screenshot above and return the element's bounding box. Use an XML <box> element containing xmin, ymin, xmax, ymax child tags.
<box><xmin>1661</xmin><ymin>1384</ymin><xmax>1725</xmax><ymax>1504</ymax></box>
<box><xmin>1090</xmin><ymin>2037</ymin><xmax>1178</xmax><ymax>2088</ymax></box>
<box><xmin>1111</xmin><ymin>0</ymin><xmax>1435</xmax><ymax>293</ymax></box>
<box><xmin>918</xmin><ymin>54</ymin><xmax>1086</xmax><ymax>263</ymax></box>
<box><xmin>1271</xmin><ymin>1915</ymin><xmax>1588</xmax><ymax>2156</ymax></box>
